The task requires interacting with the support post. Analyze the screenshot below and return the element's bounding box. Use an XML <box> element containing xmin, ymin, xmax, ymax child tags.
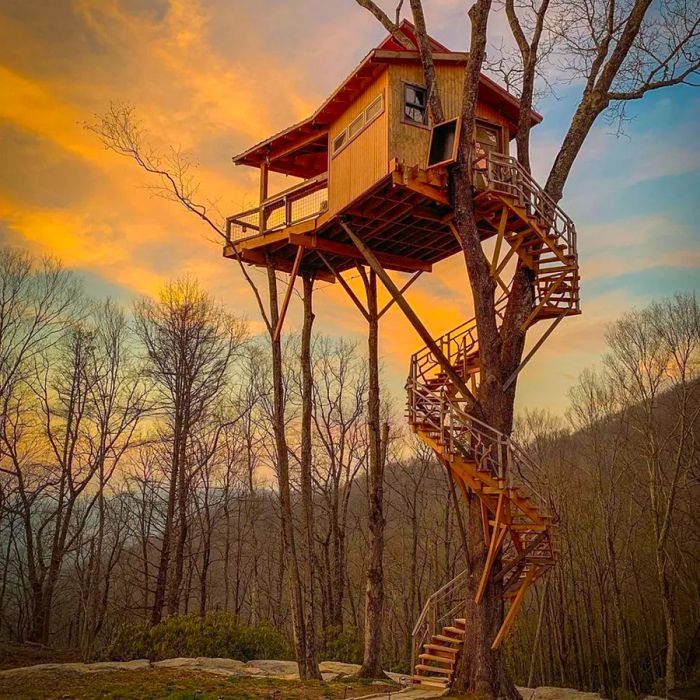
<box><xmin>340</xmin><ymin>220</ymin><xmax>477</xmax><ymax>407</ymax></box>
<box><xmin>317</xmin><ymin>252</ymin><xmax>369</xmax><ymax>321</ymax></box>
<box><xmin>491</xmin><ymin>566</ymin><xmax>538</xmax><ymax>650</ymax></box>
<box><xmin>258</xmin><ymin>159</ymin><xmax>269</xmax><ymax>234</ymax></box>
<box><xmin>273</xmin><ymin>245</ymin><xmax>303</xmax><ymax>342</ymax></box>
<box><xmin>503</xmin><ymin>315</ymin><xmax>564</xmax><ymax>390</ymax></box>
<box><xmin>475</xmin><ymin>494</ymin><xmax>507</xmax><ymax>604</ymax></box>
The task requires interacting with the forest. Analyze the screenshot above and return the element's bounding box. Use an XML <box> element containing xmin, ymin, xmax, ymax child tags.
<box><xmin>0</xmin><ymin>246</ymin><xmax>697</xmax><ymax>698</ymax></box>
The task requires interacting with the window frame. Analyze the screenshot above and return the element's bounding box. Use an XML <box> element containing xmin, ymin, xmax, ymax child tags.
<box><xmin>401</xmin><ymin>81</ymin><xmax>429</xmax><ymax>129</ymax></box>
<box><xmin>330</xmin><ymin>91</ymin><xmax>385</xmax><ymax>159</ymax></box>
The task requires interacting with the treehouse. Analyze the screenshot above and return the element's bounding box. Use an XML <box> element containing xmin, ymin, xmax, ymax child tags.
<box><xmin>225</xmin><ymin>21</ymin><xmax>547</xmax><ymax>278</ymax></box>
<box><xmin>225</xmin><ymin>20</ymin><xmax>580</xmax><ymax>692</ymax></box>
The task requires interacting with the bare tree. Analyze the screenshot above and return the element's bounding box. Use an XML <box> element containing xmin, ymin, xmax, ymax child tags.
<box><xmin>133</xmin><ymin>278</ymin><xmax>247</xmax><ymax>624</ymax></box>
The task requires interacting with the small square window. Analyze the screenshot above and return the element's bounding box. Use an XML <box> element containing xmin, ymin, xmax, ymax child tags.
<box><xmin>404</xmin><ymin>83</ymin><xmax>428</xmax><ymax>126</ymax></box>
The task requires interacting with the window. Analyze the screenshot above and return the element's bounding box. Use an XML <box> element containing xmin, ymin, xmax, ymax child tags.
<box><xmin>365</xmin><ymin>94</ymin><xmax>383</xmax><ymax>122</ymax></box>
<box><xmin>348</xmin><ymin>113</ymin><xmax>365</xmax><ymax>139</ymax></box>
<box><xmin>331</xmin><ymin>92</ymin><xmax>385</xmax><ymax>158</ymax></box>
<box><xmin>332</xmin><ymin>130</ymin><xmax>347</xmax><ymax>154</ymax></box>
<box><xmin>404</xmin><ymin>83</ymin><xmax>428</xmax><ymax>126</ymax></box>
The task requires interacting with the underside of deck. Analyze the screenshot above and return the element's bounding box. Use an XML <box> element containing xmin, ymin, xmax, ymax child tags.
<box><xmin>223</xmin><ymin>164</ymin><xmax>471</xmax><ymax>278</ymax></box>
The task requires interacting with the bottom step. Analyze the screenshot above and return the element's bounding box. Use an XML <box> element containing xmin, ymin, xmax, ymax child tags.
<box><xmin>410</xmin><ymin>675</ymin><xmax>449</xmax><ymax>688</ymax></box>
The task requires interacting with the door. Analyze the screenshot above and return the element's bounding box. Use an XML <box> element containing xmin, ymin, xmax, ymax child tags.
<box><xmin>473</xmin><ymin>122</ymin><xmax>503</xmax><ymax>188</ymax></box>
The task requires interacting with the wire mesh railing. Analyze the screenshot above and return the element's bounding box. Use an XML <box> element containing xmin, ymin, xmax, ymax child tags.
<box><xmin>226</xmin><ymin>173</ymin><xmax>329</xmax><ymax>244</ymax></box>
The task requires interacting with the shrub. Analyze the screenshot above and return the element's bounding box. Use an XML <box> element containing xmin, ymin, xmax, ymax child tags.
<box><xmin>107</xmin><ymin>612</ymin><xmax>291</xmax><ymax>662</ymax></box>
<box><xmin>320</xmin><ymin>625</ymin><xmax>363</xmax><ymax>665</ymax></box>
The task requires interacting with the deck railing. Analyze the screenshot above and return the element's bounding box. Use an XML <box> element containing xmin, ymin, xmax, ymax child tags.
<box><xmin>226</xmin><ymin>173</ymin><xmax>329</xmax><ymax>243</ymax></box>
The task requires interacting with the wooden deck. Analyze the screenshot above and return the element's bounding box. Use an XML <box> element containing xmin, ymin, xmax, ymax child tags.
<box><xmin>224</xmin><ymin>161</ymin><xmax>459</xmax><ymax>276</ymax></box>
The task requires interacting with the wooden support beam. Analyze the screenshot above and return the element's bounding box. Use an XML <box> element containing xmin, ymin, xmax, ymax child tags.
<box><xmin>236</xmin><ymin>249</ymin><xmax>335</xmax><ymax>283</ymax></box>
<box><xmin>491</xmin><ymin>566</ymin><xmax>538</xmax><ymax>650</ymax></box>
<box><xmin>521</xmin><ymin>276</ymin><xmax>566</xmax><ymax>330</ymax></box>
<box><xmin>493</xmin><ymin>532</ymin><xmax>547</xmax><ymax>583</ymax></box>
<box><xmin>341</xmin><ymin>220</ymin><xmax>477</xmax><ymax>408</ymax></box>
<box><xmin>378</xmin><ymin>271</ymin><xmax>423</xmax><ymax>319</ymax></box>
<box><xmin>475</xmin><ymin>494</ymin><xmax>507</xmax><ymax>604</ymax></box>
<box><xmin>289</xmin><ymin>233</ymin><xmax>432</xmax><ymax>273</ymax></box>
<box><xmin>317</xmin><ymin>251</ymin><xmax>369</xmax><ymax>321</ymax></box>
<box><xmin>258</xmin><ymin>160</ymin><xmax>269</xmax><ymax>234</ymax></box>
<box><xmin>269</xmin><ymin>130</ymin><xmax>328</xmax><ymax>162</ymax></box>
<box><xmin>503</xmin><ymin>315</ymin><xmax>564</xmax><ymax>390</ymax></box>
<box><xmin>273</xmin><ymin>246</ymin><xmax>303</xmax><ymax>342</ymax></box>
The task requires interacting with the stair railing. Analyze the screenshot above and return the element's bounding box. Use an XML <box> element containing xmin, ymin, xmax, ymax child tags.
<box><xmin>484</xmin><ymin>152</ymin><xmax>577</xmax><ymax>258</ymax></box>
<box><xmin>411</xmin><ymin>568</ymin><xmax>469</xmax><ymax>672</ymax></box>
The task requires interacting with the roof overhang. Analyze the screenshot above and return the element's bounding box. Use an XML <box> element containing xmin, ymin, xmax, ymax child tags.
<box><xmin>233</xmin><ymin>23</ymin><xmax>542</xmax><ymax>177</ymax></box>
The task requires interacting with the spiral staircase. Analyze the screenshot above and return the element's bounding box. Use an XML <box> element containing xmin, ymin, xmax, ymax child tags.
<box><xmin>406</xmin><ymin>152</ymin><xmax>580</xmax><ymax>690</ymax></box>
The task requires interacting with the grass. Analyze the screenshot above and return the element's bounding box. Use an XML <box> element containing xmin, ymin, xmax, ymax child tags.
<box><xmin>0</xmin><ymin>668</ymin><xmax>398</xmax><ymax>699</ymax></box>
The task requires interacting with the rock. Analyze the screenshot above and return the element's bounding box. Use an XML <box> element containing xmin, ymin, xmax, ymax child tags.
<box><xmin>194</xmin><ymin>658</ymin><xmax>247</xmax><ymax>676</ymax></box>
<box><xmin>0</xmin><ymin>662</ymin><xmax>90</xmax><ymax>675</ymax></box>
<box><xmin>86</xmin><ymin>660</ymin><xmax>151</xmax><ymax>673</ymax></box>
<box><xmin>244</xmin><ymin>659</ymin><xmax>300</xmax><ymax>679</ymax></box>
<box><xmin>153</xmin><ymin>658</ymin><xmax>203</xmax><ymax>670</ymax></box>
<box><xmin>518</xmin><ymin>687</ymin><xmax>603</xmax><ymax>700</ymax></box>
<box><xmin>318</xmin><ymin>661</ymin><xmax>361</xmax><ymax>679</ymax></box>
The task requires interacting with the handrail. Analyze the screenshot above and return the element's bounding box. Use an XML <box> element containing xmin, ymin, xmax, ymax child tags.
<box><xmin>482</xmin><ymin>152</ymin><xmax>577</xmax><ymax>257</ymax></box>
<box><xmin>411</xmin><ymin>568</ymin><xmax>469</xmax><ymax>671</ymax></box>
<box><xmin>226</xmin><ymin>173</ymin><xmax>329</xmax><ymax>243</ymax></box>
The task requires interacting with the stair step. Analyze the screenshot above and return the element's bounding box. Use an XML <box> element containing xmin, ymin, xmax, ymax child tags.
<box><xmin>433</xmin><ymin>634</ymin><xmax>462</xmax><ymax>645</ymax></box>
<box><xmin>443</xmin><ymin>626</ymin><xmax>465</xmax><ymax>636</ymax></box>
<box><xmin>454</xmin><ymin>618</ymin><xmax>466</xmax><ymax>626</ymax></box>
<box><xmin>410</xmin><ymin>675</ymin><xmax>449</xmax><ymax>687</ymax></box>
<box><xmin>419</xmin><ymin>653</ymin><xmax>455</xmax><ymax>665</ymax></box>
<box><xmin>415</xmin><ymin>664</ymin><xmax>453</xmax><ymax>676</ymax></box>
<box><xmin>425</xmin><ymin>643</ymin><xmax>459</xmax><ymax>655</ymax></box>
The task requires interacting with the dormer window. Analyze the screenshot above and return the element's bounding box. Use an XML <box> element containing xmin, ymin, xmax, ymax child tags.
<box><xmin>404</xmin><ymin>83</ymin><xmax>428</xmax><ymax>126</ymax></box>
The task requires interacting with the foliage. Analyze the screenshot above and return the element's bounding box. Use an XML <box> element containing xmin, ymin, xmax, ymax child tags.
<box><xmin>320</xmin><ymin>626</ymin><xmax>364</xmax><ymax>665</ymax></box>
<box><xmin>107</xmin><ymin>613</ymin><xmax>291</xmax><ymax>662</ymax></box>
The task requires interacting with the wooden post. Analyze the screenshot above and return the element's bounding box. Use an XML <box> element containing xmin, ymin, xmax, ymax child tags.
<box><xmin>259</xmin><ymin>159</ymin><xmax>269</xmax><ymax>234</ymax></box>
<box><xmin>491</xmin><ymin>565</ymin><xmax>538</xmax><ymax>650</ymax></box>
<box><xmin>340</xmin><ymin>220</ymin><xmax>477</xmax><ymax>407</ymax></box>
<box><xmin>273</xmin><ymin>245</ymin><xmax>303</xmax><ymax>342</ymax></box>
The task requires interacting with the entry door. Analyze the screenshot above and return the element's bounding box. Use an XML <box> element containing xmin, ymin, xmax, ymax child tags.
<box><xmin>473</xmin><ymin>122</ymin><xmax>503</xmax><ymax>189</ymax></box>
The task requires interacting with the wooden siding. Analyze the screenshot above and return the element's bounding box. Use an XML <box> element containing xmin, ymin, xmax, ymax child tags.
<box><xmin>328</xmin><ymin>71</ymin><xmax>389</xmax><ymax>213</ymax></box>
<box><xmin>388</xmin><ymin>64</ymin><xmax>511</xmax><ymax>169</ymax></box>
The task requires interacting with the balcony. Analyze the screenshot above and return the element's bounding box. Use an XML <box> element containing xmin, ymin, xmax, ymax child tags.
<box><xmin>226</xmin><ymin>173</ymin><xmax>329</xmax><ymax>243</ymax></box>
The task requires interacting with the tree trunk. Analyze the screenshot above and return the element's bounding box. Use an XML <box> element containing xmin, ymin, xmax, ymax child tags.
<box><xmin>300</xmin><ymin>274</ymin><xmax>321</xmax><ymax>679</ymax></box>
<box><xmin>266</xmin><ymin>259</ymin><xmax>308</xmax><ymax>675</ymax></box>
<box><xmin>359</xmin><ymin>269</ymin><xmax>388</xmax><ymax>678</ymax></box>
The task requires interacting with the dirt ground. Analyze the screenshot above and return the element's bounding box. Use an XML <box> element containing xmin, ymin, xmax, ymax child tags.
<box><xmin>0</xmin><ymin>666</ymin><xmax>398</xmax><ymax>699</ymax></box>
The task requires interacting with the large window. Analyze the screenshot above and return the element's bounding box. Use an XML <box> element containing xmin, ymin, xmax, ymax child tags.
<box><xmin>403</xmin><ymin>83</ymin><xmax>428</xmax><ymax>126</ymax></box>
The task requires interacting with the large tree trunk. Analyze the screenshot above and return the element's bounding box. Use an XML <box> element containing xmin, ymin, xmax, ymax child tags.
<box><xmin>359</xmin><ymin>269</ymin><xmax>388</xmax><ymax>678</ymax></box>
<box><xmin>300</xmin><ymin>275</ymin><xmax>321</xmax><ymax>679</ymax></box>
<box><xmin>265</xmin><ymin>259</ymin><xmax>308</xmax><ymax>677</ymax></box>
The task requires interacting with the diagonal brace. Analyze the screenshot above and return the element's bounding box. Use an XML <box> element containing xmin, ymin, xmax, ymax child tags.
<box><xmin>340</xmin><ymin>220</ymin><xmax>477</xmax><ymax>407</ymax></box>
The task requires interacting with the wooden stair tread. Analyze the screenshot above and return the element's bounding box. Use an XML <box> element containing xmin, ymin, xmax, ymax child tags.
<box><xmin>419</xmin><ymin>653</ymin><xmax>455</xmax><ymax>665</ymax></box>
<box><xmin>425</xmin><ymin>643</ymin><xmax>459</xmax><ymax>654</ymax></box>
<box><xmin>415</xmin><ymin>664</ymin><xmax>453</xmax><ymax>675</ymax></box>
<box><xmin>410</xmin><ymin>675</ymin><xmax>449</xmax><ymax>687</ymax></box>
<box><xmin>433</xmin><ymin>634</ymin><xmax>462</xmax><ymax>644</ymax></box>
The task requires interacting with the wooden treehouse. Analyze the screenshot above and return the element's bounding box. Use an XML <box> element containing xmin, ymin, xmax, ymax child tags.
<box><xmin>226</xmin><ymin>21</ymin><xmax>580</xmax><ymax>691</ymax></box>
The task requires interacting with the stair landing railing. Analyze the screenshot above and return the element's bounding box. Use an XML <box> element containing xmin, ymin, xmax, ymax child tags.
<box><xmin>411</xmin><ymin>568</ymin><xmax>469</xmax><ymax>672</ymax></box>
<box><xmin>482</xmin><ymin>151</ymin><xmax>577</xmax><ymax>258</ymax></box>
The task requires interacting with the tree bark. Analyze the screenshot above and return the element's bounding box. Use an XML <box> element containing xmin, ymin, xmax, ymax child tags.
<box><xmin>359</xmin><ymin>269</ymin><xmax>388</xmax><ymax>678</ymax></box>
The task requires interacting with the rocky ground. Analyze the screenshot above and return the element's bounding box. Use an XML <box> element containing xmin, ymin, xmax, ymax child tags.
<box><xmin>0</xmin><ymin>654</ymin><xmax>675</xmax><ymax>699</ymax></box>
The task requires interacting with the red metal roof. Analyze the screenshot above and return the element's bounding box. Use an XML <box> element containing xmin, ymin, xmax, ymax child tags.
<box><xmin>233</xmin><ymin>20</ymin><xmax>541</xmax><ymax>177</ymax></box>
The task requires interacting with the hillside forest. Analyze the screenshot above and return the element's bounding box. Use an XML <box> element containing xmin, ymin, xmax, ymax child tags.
<box><xmin>0</xmin><ymin>247</ymin><xmax>698</xmax><ymax>698</ymax></box>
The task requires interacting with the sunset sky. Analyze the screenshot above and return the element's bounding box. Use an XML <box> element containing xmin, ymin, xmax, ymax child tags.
<box><xmin>1</xmin><ymin>0</ymin><xmax>699</xmax><ymax>415</ymax></box>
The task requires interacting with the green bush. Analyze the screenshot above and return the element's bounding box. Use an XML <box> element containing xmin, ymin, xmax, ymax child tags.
<box><xmin>107</xmin><ymin>612</ymin><xmax>291</xmax><ymax>662</ymax></box>
<box><xmin>320</xmin><ymin>625</ymin><xmax>363</xmax><ymax>665</ymax></box>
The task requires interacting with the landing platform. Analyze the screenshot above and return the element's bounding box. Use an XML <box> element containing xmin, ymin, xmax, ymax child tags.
<box><xmin>223</xmin><ymin>163</ymin><xmax>459</xmax><ymax>277</ymax></box>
